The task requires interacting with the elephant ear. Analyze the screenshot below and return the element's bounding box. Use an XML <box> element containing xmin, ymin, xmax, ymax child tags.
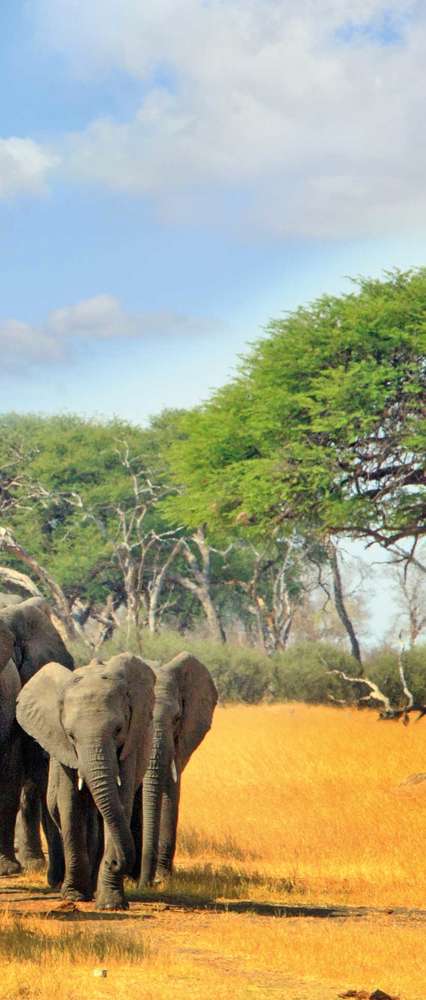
<box><xmin>16</xmin><ymin>661</ymin><xmax>77</xmax><ymax>768</ymax></box>
<box><xmin>165</xmin><ymin>652</ymin><xmax>218</xmax><ymax>771</ymax></box>
<box><xmin>0</xmin><ymin>598</ymin><xmax>74</xmax><ymax>681</ymax></box>
<box><xmin>0</xmin><ymin>621</ymin><xmax>14</xmax><ymax>673</ymax></box>
<box><xmin>107</xmin><ymin>654</ymin><xmax>156</xmax><ymax>762</ymax></box>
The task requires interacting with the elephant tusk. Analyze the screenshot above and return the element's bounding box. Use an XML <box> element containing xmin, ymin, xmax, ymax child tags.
<box><xmin>171</xmin><ymin>759</ymin><xmax>178</xmax><ymax>783</ymax></box>
<box><xmin>78</xmin><ymin>773</ymin><xmax>84</xmax><ymax>792</ymax></box>
<box><xmin>116</xmin><ymin>775</ymin><xmax>122</xmax><ymax>787</ymax></box>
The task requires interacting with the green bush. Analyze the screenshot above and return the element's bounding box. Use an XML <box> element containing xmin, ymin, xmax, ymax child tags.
<box><xmin>270</xmin><ymin>642</ymin><xmax>358</xmax><ymax>704</ymax></box>
<box><xmin>365</xmin><ymin>645</ymin><xmax>426</xmax><ymax>706</ymax></box>
<box><xmin>78</xmin><ymin>627</ymin><xmax>275</xmax><ymax>703</ymax></box>
<box><xmin>70</xmin><ymin>628</ymin><xmax>426</xmax><ymax>707</ymax></box>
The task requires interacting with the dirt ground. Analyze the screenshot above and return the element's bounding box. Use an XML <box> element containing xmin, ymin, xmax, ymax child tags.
<box><xmin>1</xmin><ymin>876</ymin><xmax>426</xmax><ymax>1000</ymax></box>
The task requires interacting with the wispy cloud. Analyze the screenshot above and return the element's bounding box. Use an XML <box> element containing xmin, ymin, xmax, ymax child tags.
<box><xmin>17</xmin><ymin>1</ymin><xmax>426</xmax><ymax>236</ymax></box>
<box><xmin>0</xmin><ymin>295</ymin><xmax>217</xmax><ymax>372</ymax></box>
<box><xmin>48</xmin><ymin>295</ymin><xmax>139</xmax><ymax>340</ymax></box>
<box><xmin>0</xmin><ymin>137</ymin><xmax>58</xmax><ymax>199</ymax></box>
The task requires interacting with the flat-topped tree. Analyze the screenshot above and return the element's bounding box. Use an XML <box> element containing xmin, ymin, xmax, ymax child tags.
<box><xmin>166</xmin><ymin>269</ymin><xmax>426</xmax><ymax>549</ymax></box>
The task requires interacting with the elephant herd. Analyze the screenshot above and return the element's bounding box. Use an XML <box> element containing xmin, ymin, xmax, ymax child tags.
<box><xmin>0</xmin><ymin>597</ymin><xmax>217</xmax><ymax>910</ymax></box>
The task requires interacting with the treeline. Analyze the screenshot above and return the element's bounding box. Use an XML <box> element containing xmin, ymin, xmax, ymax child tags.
<box><xmin>0</xmin><ymin>411</ymin><xmax>367</xmax><ymax>658</ymax></box>
<box><xmin>0</xmin><ymin>269</ymin><xmax>425</xmax><ymax>708</ymax></box>
<box><xmin>72</xmin><ymin>628</ymin><xmax>426</xmax><ymax>706</ymax></box>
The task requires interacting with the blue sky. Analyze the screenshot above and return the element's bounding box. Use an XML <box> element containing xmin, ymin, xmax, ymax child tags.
<box><xmin>1</xmin><ymin>0</ymin><xmax>425</xmax><ymax>640</ymax></box>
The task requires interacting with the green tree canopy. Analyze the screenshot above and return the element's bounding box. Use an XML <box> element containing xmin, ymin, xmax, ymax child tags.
<box><xmin>0</xmin><ymin>411</ymin><xmax>185</xmax><ymax>604</ymax></box>
<box><xmin>166</xmin><ymin>270</ymin><xmax>426</xmax><ymax>545</ymax></box>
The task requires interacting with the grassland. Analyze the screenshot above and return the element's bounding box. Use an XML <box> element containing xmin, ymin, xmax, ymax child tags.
<box><xmin>1</xmin><ymin>703</ymin><xmax>426</xmax><ymax>1000</ymax></box>
<box><xmin>178</xmin><ymin>703</ymin><xmax>426</xmax><ymax>909</ymax></box>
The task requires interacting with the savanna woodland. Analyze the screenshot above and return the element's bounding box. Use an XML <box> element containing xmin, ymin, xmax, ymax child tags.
<box><xmin>1</xmin><ymin>268</ymin><xmax>426</xmax><ymax>1000</ymax></box>
<box><xmin>1</xmin><ymin>269</ymin><xmax>425</xmax><ymax>703</ymax></box>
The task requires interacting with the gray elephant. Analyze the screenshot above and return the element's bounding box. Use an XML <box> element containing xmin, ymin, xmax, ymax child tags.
<box><xmin>0</xmin><ymin>597</ymin><xmax>73</xmax><ymax>878</ymax></box>
<box><xmin>17</xmin><ymin>653</ymin><xmax>155</xmax><ymax>910</ymax></box>
<box><xmin>136</xmin><ymin>652</ymin><xmax>217</xmax><ymax>886</ymax></box>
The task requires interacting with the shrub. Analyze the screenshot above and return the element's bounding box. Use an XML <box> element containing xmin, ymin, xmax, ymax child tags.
<box><xmin>70</xmin><ymin>627</ymin><xmax>426</xmax><ymax>707</ymax></box>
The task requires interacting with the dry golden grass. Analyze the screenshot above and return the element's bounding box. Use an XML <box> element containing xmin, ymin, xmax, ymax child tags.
<box><xmin>177</xmin><ymin>703</ymin><xmax>426</xmax><ymax>908</ymax></box>
<box><xmin>2</xmin><ymin>703</ymin><xmax>426</xmax><ymax>999</ymax></box>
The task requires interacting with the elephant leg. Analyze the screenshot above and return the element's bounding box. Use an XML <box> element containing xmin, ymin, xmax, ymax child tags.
<box><xmin>15</xmin><ymin>780</ymin><xmax>45</xmax><ymax>870</ymax></box>
<box><xmin>0</xmin><ymin>727</ymin><xmax>23</xmax><ymax>875</ymax></box>
<box><xmin>41</xmin><ymin>800</ymin><xmax>65</xmax><ymax>889</ymax></box>
<box><xmin>130</xmin><ymin>785</ymin><xmax>142</xmax><ymax>882</ymax></box>
<box><xmin>22</xmin><ymin>737</ymin><xmax>64</xmax><ymax>886</ymax></box>
<box><xmin>53</xmin><ymin>764</ymin><xmax>92</xmax><ymax>901</ymax></box>
<box><xmin>95</xmin><ymin>830</ymin><xmax>129</xmax><ymax>910</ymax></box>
<box><xmin>156</xmin><ymin>776</ymin><xmax>181</xmax><ymax>880</ymax></box>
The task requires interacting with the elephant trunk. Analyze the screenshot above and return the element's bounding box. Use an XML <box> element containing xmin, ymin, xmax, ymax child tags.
<box><xmin>141</xmin><ymin>728</ymin><xmax>178</xmax><ymax>885</ymax></box>
<box><xmin>157</xmin><ymin>770</ymin><xmax>180</xmax><ymax>879</ymax></box>
<box><xmin>78</xmin><ymin>744</ymin><xmax>134</xmax><ymax>876</ymax></box>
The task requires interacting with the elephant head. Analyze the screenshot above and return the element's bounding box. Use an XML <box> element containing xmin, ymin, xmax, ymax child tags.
<box><xmin>141</xmin><ymin>652</ymin><xmax>217</xmax><ymax>885</ymax></box>
<box><xmin>16</xmin><ymin>654</ymin><xmax>155</xmax><ymax>878</ymax></box>
<box><xmin>0</xmin><ymin>598</ymin><xmax>74</xmax><ymax>682</ymax></box>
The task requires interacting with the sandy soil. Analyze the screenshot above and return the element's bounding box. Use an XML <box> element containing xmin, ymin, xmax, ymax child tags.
<box><xmin>1</xmin><ymin>876</ymin><xmax>425</xmax><ymax>1000</ymax></box>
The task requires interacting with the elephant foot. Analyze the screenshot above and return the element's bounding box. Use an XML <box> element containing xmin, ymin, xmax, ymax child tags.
<box><xmin>0</xmin><ymin>854</ymin><xmax>22</xmax><ymax>876</ymax></box>
<box><xmin>47</xmin><ymin>862</ymin><xmax>65</xmax><ymax>889</ymax></box>
<box><xmin>138</xmin><ymin>871</ymin><xmax>170</xmax><ymax>888</ymax></box>
<box><xmin>61</xmin><ymin>882</ymin><xmax>92</xmax><ymax>902</ymax></box>
<box><xmin>20</xmin><ymin>854</ymin><xmax>46</xmax><ymax>873</ymax></box>
<box><xmin>95</xmin><ymin>888</ymin><xmax>129</xmax><ymax>911</ymax></box>
<box><xmin>155</xmin><ymin>867</ymin><xmax>172</xmax><ymax>883</ymax></box>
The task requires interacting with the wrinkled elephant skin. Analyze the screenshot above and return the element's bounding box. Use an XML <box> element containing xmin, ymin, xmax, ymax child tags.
<box><xmin>139</xmin><ymin>652</ymin><xmax>217</xmax><ymax>887</ymax></box>
<box><xmin>17</xmin><ymin>653</ymin><xmax>155</xmax><ymax>910</ymax></box>
<box><xmin>0</xmin><ymin>598</ymin><xmax>73</xmax><ymax>877</ymax></box>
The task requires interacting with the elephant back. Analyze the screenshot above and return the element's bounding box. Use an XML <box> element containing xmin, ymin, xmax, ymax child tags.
<box><xmin>0</xmin><ymin>598</ymin><xmax>74</xmax><ymax>682</ymax></box>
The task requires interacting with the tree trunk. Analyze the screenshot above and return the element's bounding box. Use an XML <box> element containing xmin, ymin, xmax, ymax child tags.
<box><xmin>198</xmin><ymin>585</ymin><xmax>224</xmax><ymax>643</ymax></box>
<box><xmin>328</xmin><ymin>543</ymin><xmax>362</xmax><ymax>665</ymax></box>
<box><xmin>174</xmin><ymin>529</ymin><xmax>224</xmax><ymax>642</ymax></box>
<box><xmin>147</xmin><ymin>540</ymin><xmax>182</xmax><ymax>634</ymax></box>
<box><xmin>0</xmin><ymin>567</ymin><xmax>42</xmax><ymax>599</ymax></box>
<box><xmin>172</xmin><ymin>572</ymin><xmax>224</xmax><ymax>642</ymax></box>
<box><xmin>0</xmin><ymin>527</ymin><xmax>76</xmax><ymax>641</ymax></box>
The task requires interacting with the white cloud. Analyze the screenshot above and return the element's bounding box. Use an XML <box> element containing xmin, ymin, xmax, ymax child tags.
<box><xmin>0</xmin><ymin>138</ymin><xmax>58</xmax><ymax>199</ymax></box>
<box><xmin>30</xmin><ymin>1</ymin><xmax>426</xmax><ymax>236</ymax></box>
<box><xmin>0</xmin><ymin>320</ymin><xmax>63</xmax><ymax>368</ymax></box>
<box><xmin>0</xmin><ymin>295</ymin><xmax>216</xmax><ymax>372</ymax></box>
<box><xmin>49</xmin><ymin>294</ymin><xmax>139</xmax><ymax>340</ymax></box>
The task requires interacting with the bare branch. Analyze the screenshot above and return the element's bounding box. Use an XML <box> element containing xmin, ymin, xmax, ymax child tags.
<box><xmin>326</xmin><ymin>668</ymin><xmax>393</xmax><ymax>714</ymax></box>
<box><xmin>397</xmin><ymin>638</ymin><xmax>414</xmax><ymax>711</ymax></box>
<box><xmin>0</xmin><ymin>526</ymin><xmax>77</xmax><ymax>640</ymax></box>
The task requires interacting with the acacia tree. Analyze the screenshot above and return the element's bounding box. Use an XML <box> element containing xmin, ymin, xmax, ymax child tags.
<box><xmin>166</xmin><ymin>270</ymin><xmax>426</xmax><ymax>549</ymax></box>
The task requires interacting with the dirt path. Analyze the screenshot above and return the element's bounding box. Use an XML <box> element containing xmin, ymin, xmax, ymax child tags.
<box><xmin>0</xmin><ymin>877</ymin><xmax>423</xmax><ymax>1000</ymax></box>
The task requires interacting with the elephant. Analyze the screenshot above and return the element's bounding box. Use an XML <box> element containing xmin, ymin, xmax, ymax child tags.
<box><xmin>0</xmin><ymin>597</ymin><xmax>74</xmax><ymax>879</ymax></box>
<box><xmin>16</xmin><ymin>653</ymin><xmax>155</xmax><ymax>910</ymax></box>
<box><xmin>136</xmin><ymin>652</ymin><xmax>217</xmax><ymax>887</ymax></box>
